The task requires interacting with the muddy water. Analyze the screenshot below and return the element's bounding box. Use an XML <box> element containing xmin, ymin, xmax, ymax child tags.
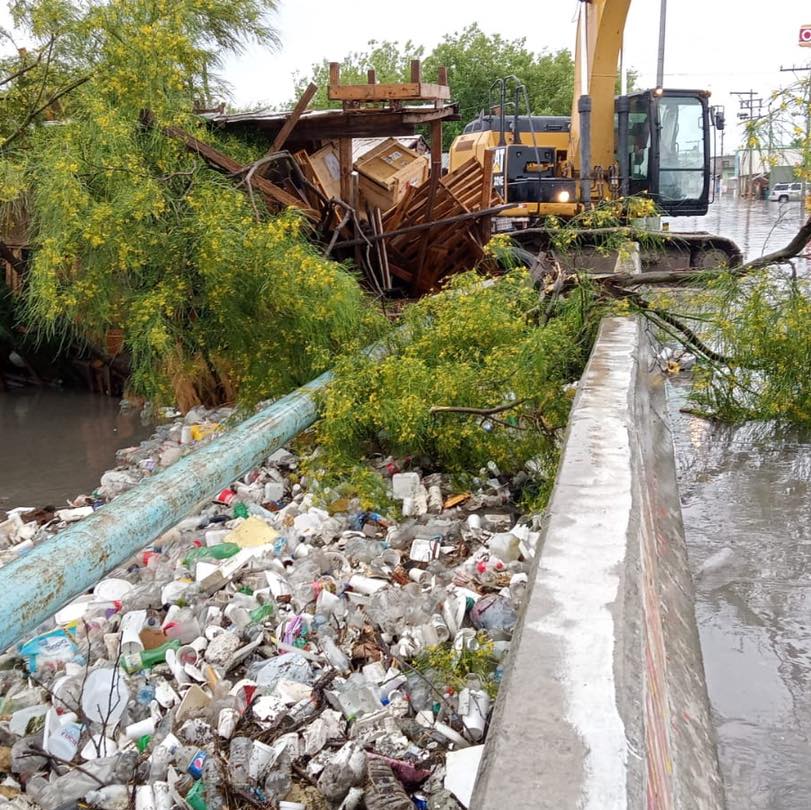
<box><xmin>668</xmin><ymin>194</ymin><xmax>810</xmax><ymax>273</ymax></box>
<box><xmin>666</xmin><ymin>197</ymin><xmax>811</xmax><ymax>808</ymax></box>
<box><xmin>0</xmin><ymin>389</ymin><xmax>151</xmax><ymax>510</ymax></box>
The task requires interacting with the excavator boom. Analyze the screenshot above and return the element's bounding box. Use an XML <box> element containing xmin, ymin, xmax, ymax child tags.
<box><xmin>570</xmin><ymin>0</ymin><xmax>632</xmax><ymax>174</ymax></box>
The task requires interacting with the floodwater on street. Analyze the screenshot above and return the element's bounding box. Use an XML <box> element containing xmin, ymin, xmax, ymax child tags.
<box><xmin>667</xmin><ymin>192</ymin><xmax>810</xmax><ymax>266</ymax></box>
<box><xmin>666</xmin><ymin>196</ymin><xmax>811</xmax><ymax>808</ymax></box>
<box><xmin>0</xmin><ymin>389</ymin><xmax>151</xmax><ymax>511</ymax></box>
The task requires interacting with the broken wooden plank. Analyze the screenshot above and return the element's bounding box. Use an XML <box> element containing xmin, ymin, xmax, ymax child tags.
<box><xmin>270</xmin><ymin>82</ymin><xmax>318</xmax><ymax>153</ymax></box>
<box><xmin>161</xmin><ymin>123</ymin><xmax>317</xmax><ymax>217</ymax></box>
<box><xmin>328</xmin><ymin>82</ymin><xmax>451</xmax><ymax>103</ymax></box>
<box><xmin>338</xmin><ymin>138</ymin><xmax>352</xmax><ymax>203</ymax></box>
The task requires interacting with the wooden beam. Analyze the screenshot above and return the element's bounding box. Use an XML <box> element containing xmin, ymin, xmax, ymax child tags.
<box><xmin>329</xmin><ymin>62</ymin><xmax>340</xmax><ymax>86</ymax></box>
<box><xmin>269</xmin><ymin>82</ymin><xmax>318</xmax><ymax>153</ymax></box>
<box><xmin>331</xmin><ymin>203</ymin><xmax>516</xmax><ymax>248</ymax></box>
<box><xmin>367</xmin><ymin>69</ymin><xmax>376</xmax><ymax>84</ymax></box>
<box><xmin>327</xmin><ymin>82</ymin><xmax>451</xmax><ymax>102</ymax></box>
<box><xmin>161</xmin><ymin>124</ymin><xmax>314</xmax><ymax>215</ymax></box>
<box><xmin>413</xmin><ymin>118</ymin><xmax>444</xmax><ymax>293</ymax></box>
<box><xmin>438</xmin><ymin>66</ymin><xmax>448</xmax><ymax>86</ymax></box>
<box><xmin>338</xmin><ymin>137</ymin><xmax>352</xmax><ymax>203</ymax></box>
<box><xmin>410</xmin><ymin>60</ymin><xmax>421</xmax><ymax>83</ymax></box>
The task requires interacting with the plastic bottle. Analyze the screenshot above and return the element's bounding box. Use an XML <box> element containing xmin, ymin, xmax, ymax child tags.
<box><xmin>319</xmin><ymin>634</ymin><xmax>351</xmax><ymax>673</ymax></box>
<box><xmin>366</xmin><ymin>759</ymin><xmax>413</xmax><ymax>810</ymax></box>
<box><xmin>202</xmin><ymin>755</ymin><xmax>225</xmax><ymax>810</ymax></box>
<box><xmin>163</xmin><ymin>608</ymin><xmax>202</xmax><ymax>644</ymax></box>
<box><xmin>182</xmin><ymin>543</ymin><xmax>240</xmax><ymax>568</ymax></box>
<box><xmin>173</xmin><ymin>745</ymin><xmax>208</xmax><ymax>779</ymax></box>
<box><xmin>185</xmin><ymin>781</ymin><xmax>207</xmax><ymax>810</ymax></box>
<box><xmin>121</xmin><ymin>640</ymin><xmax>181</xmax><ymax>674</ymax></box>
<box><xmin>228</xmin><ymin>737</ymin><xmax>253</xmax><ymax>787</ymax></box>
<box><xmin>248</xmin><ymin>603</ymin><xmax>274</xmax><ymax>625</ymax></box>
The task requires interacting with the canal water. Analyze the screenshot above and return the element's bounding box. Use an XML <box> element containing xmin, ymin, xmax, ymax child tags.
<box><xmin>0</xmin><ymin>389</ymin><xmax>151</xmax><ymax>511</ymax></box>
<box><xmin>666</xmin><ymin>196</ymin><xmax>811</xmax><ymax>808</ymax></box>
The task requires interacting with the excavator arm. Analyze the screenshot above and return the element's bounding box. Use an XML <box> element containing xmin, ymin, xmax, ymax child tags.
<box><xmin>570</xmin><ymin>0</ymin><xmax>632</xmax><ymax>175</ymax></box>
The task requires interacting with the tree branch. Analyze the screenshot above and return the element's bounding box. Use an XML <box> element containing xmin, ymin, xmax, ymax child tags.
<box><xmin>602</xmin><ymin>216</ymin><xmax>811</xmax><ymax>288</ymax></box>
<box><xmin>1</xmin><ymin>74</ymin><xmax>92</xmax><ymax>150</ymax></box>
<box><xmin>430</xmin><ymin>399</ymin><xmax>527</xmax><ymax>417</ymax></box>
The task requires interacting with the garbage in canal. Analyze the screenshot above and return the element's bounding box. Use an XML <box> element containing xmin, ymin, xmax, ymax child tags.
<box><xmin>0</xmin><ymin>407</ymin><xmax>544</xmax><ymax>809</ymax></box>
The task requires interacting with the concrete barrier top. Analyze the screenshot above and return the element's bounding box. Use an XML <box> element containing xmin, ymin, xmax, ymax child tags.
<box><xmin>471</xmin><ymin>316</ymin><xmax>724</xmax><ymax>810</ymax></box>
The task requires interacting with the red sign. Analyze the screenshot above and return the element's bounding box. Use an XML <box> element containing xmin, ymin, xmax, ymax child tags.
<box><xmin>800</xmin><ymin>25</ymin><xmax>811</xmax><ymax>46</ymax></box>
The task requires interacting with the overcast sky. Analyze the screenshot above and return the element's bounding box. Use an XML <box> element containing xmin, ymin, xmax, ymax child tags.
<box><xmin>2</xmin><ymin>1</ymin><xmax>809</xmax><ymax>152</ymax></box>
<box><xmin>220</xmin><ymin>0</ymin><xmax>811</xmax><ymax>153</ymax></box>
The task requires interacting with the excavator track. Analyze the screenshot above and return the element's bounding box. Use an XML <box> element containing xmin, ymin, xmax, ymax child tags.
<box><xmin>509</xmin><ymin>227</ymin><xmax>743</xmax><ymax>274</ymax></box>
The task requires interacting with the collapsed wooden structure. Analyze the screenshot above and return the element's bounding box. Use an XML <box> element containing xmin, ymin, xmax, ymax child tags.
<box><xmin>2</xmin><ymin>61</ymin><xmax>503</xmax><ymax>307</ymax></box>
<box><xmin>197</xmin><ymin>60</ymin><xmax>504</xmax><ymax>295</ymax></box>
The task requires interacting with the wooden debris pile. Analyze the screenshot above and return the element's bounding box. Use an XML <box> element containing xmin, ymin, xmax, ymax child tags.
<box><xmin>186</xmin><ymin>61</ymin><xmax>509</xmax><ymax>296</ymax></box>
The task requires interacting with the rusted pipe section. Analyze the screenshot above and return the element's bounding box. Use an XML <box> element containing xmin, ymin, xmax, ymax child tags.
<box><xmin>0</xmin><ymin>369</ymin><xmax>343</xmax><ymax>649</ymax></box>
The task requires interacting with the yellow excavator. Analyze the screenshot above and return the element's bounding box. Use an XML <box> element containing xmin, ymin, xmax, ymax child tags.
<box><xmin>448</xmin><ymin>0</ymin><xmax>741</xmax><ymax>267</ymax></box>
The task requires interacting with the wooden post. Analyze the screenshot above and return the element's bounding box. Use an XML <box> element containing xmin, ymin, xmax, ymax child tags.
<box><xmin>329</xmin><ymin>62</ymin><xmax>340</xmax><ymax>86</ymax></box>
<box><xmin>438</xmin><ymin>66</ymin><xmax>448</xmax><ymax>86</ymax></box>
<box><xmin>339</xmin><ymin>138</ymin><xmax>352</xmax><ymax>204</ymax></box>
<box><xmin>269</xmin><ymin>82</ymin><xmax>318</xmax><ymax>154</ymax></box>
<box><xmin>367</xmin><ymin>69</ymin><xmax>376</xmax><ymax>85</ymax></box>
<box><xmin>412</xmin><ymin>118</ymin><xmax>443</xmax><ymax>293</ymax></box>
<box><xmin>410</xmin><ymin>59</ymin><xmax>422</xmax><ymax>83</ymax></box>
<box><xmin>480</xmin><ymin>148</ymin><xmax>495</xmax><ymax>243</ymax></box>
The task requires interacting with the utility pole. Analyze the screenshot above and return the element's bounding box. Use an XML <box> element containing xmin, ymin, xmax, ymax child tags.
<box><xmin>656</xmin><ymin>0</ymin><xmax>667</xmax><ymax>89</ymax></box>
<box><xmin>732</xmin><ymin>90</ymin><xmax>764</xmax><ymax>197</ymax></box>
<box><xmin>780</xmin><ymin>64</ymin><xmax>811</xmax><ymax>218</ymax></box>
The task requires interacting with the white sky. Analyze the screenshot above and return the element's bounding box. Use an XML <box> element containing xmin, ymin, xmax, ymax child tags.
<box><xmin>220</xmin><ymin>0</ymin><xmax>811</xmax><ymax>152</ymax></box>
<box><xmin>2</xmin><ymin>0</ymin><xmax>810</xmax><ymax>151</ymax></box>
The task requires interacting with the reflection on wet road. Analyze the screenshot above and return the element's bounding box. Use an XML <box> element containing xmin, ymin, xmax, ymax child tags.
<box><xmin>666</xmin><ymin>196</ymin><xmax>810</xmax><ymax>808</ymax></box>
<box><xmin>669</xmin><ymin>194</ymin><xmax>810</xmax><ymax>267</ymax></box>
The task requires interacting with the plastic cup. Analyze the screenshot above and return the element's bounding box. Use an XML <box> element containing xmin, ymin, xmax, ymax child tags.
<box><xmin>459</xmin><ymin>687</ymin><xmax>490</xmax><ymax>741</ymax></box>
<box><xmin>348</xmin><ymin>575</ymin><xmax>387</xmax><ymax>595</ymax></box>
<box><xmin>177</xmin><ymin>646</ymin><xmax>199</xmax><ymax>667</ymax></box>
<box><xmin>120</xmin><ymin>610</ymin><xmax>147</xmax><ymax>656</ymax></box>
<box><xmin>125</xmin><ymin>717</ymin><xmax>156</xmax><ymax>740</ymax></box>
<box><xmin>217</xmin><ymin>708</ymin><xmax>239</xmax><ymax>739</ymax></box>
<box><xmin>135</xmin><ymin>785</ymin><xmax>156</xmax><ymax>810</ymax></box>
<box><xmin>249</xmin><ymin>740</ymin><xmax>275</xmax><ymax>780</ymax></box>
<box><xmin>153</xmin><ymin>782</ymin><xmax>172</xmax><ymax>810</ymax></box>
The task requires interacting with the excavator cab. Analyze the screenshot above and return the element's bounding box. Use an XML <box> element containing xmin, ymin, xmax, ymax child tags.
<box><xmin>618</xmin><ymin>89</ymin><xmax>712</xmax><ymax>216</ymax></box>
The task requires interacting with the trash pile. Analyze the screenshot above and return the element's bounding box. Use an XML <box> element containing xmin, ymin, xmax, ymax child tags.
<box><xmin>0</xmin><ymin>408</ymin><xmax>542</xmax><ymax>810</ymax></box>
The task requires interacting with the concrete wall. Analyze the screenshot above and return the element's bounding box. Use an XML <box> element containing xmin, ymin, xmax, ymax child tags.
<box><xmin>471</xmin><ymin>316</ymin><xmax>724</xmax><ymax>810</ymax></box>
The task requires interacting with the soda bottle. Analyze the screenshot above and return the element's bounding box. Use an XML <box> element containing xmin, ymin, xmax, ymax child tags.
<box><xmin>121</xmin><ymin>640</ymin><xmax>181</xmax><ymax>674</ymax></box>
<box><xmin>182</xmin><ymin>543</ymin><xmax>240</xmax><ymax>568</ymax></box>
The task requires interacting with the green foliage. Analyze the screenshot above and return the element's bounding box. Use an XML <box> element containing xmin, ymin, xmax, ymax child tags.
<box><xmin>292</xmin><ymin>39</ymin><xmax>425</xmax><ymax>111</ymax></box>
<box><xmin>413</xmin><ymin>635</ymin><xmax>500</xmax><ymax>700</ymax></box>
<box><xmin>686</xmin><ymin>272</ymin><xmax>811</xmax><ymax>425</ymax></box>
<box><xmin>424</xmin><ymin>25</ymin><xmax>574</xmax><ymax>148</ymax></box>
<box><xmin>2</xmin><ymin>0</ymin><xmax>389</xmax><ymax>408</ymax></box>
<box><xmin>314</xmin><ymin>269</ymin><xmax>605</xmax><ymax>509</ymax></box>
<box><xmin>747</xmin><ymin>75</ymin><xmax>811</xmax><ymax>185</ymax></box>
<box><xmin>292</xmin><ymin>24</ymin><xmax>574</xmax><ymax>150</ymax></box>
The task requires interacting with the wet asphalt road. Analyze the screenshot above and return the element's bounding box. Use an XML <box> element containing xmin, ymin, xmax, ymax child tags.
<box><xmin>666</xmin><ymin>196</ymin><xmax>811</xmax><ymax>808</ymax></box>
